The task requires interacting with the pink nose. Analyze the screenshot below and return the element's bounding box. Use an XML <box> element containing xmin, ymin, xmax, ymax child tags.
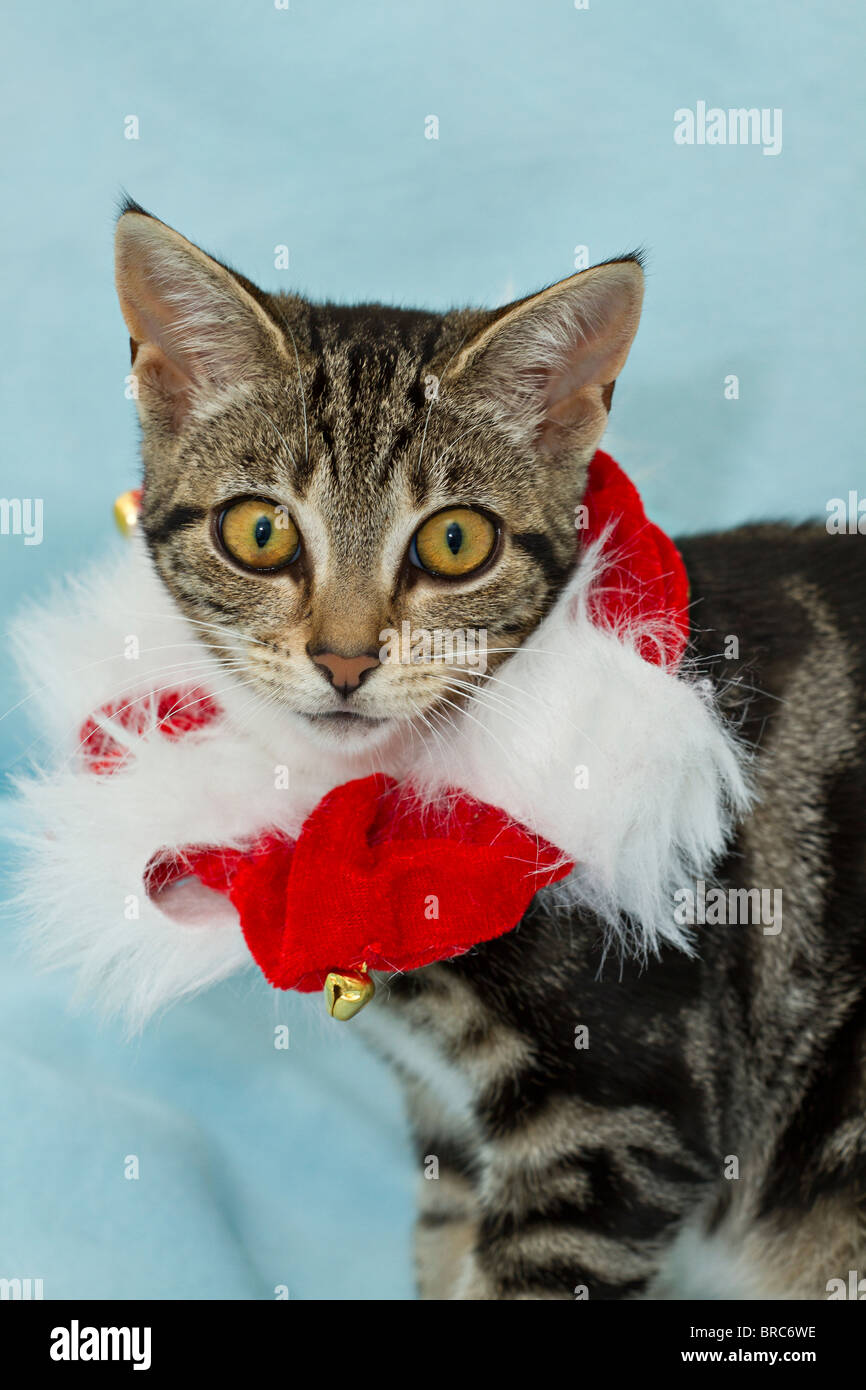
<box><xmin>311</xmin><ymin>650</ymin><xmax>380</xmax><ymax>695</ymax></box>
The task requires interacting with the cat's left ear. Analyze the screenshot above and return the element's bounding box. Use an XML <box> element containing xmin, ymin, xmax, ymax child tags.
<box><xmin>445</xmin><ymin>257</ymin><xmax>644</xmax><ymax>462</ymax></box>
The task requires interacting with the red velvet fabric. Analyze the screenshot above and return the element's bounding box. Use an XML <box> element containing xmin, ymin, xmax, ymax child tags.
<box><xmin>582</xmin><ymin>450</ymin><xmax>689</xmax><ymax>666</ymax></box>
<box><xmin>79</xmin><ymin>687</ymin><xmax>222</xmax><ymax>773</ymax></box>
<box><xmin>85</xmin><ymin>451</ymin><xmax>690</xmax><ymax>991</ymax></box>
<box><xmin>145</xmin><ymin>777</ymin><xmax>572</xmax><ymax>991</ymax></box>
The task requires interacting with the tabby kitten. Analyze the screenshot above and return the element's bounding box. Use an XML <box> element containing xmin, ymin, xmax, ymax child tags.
<box><xmin>114</xmin><ymin>202</ymin><xmax>866</xmax><ymax>1300</ymax></box>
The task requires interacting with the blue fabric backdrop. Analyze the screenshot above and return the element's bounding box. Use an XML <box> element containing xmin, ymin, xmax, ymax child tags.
<box><xmin>1</xmin><ymin>0</ymin><xmax>862</xmax><ymax>1298</ymax></box>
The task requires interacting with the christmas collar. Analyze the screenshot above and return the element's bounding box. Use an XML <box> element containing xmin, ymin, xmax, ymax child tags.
<box><xmin>92</xmin><ymin>450</ymin><xmax>689</xmax><ymax>1019</ymax></box>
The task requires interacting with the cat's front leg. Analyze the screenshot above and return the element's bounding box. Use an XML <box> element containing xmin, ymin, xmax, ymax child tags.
<box><xmin>452</xmin><ymin>1125</ymin><xmax>705</xmax><ymax>1301</ymax></box>
<box><xmin>402</xmin><ymin>1077</ymin><xmax>483</xmax><ymax>1300</ymax></box>
<box><xmin>415</xmin><ymin>1163</ymin><xmax>479</xmax><ymax>1300</ymax></box>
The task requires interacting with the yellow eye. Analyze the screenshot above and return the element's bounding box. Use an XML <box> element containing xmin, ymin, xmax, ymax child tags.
<box><xmin>411</xmin><ymin>507</ymin><xmax>497</xmax><ymax>578</ymax></box>
<box><xmin>218</xmin><ymin>498</ymin><xmax>300</xmax><ymax>571</ymax></box>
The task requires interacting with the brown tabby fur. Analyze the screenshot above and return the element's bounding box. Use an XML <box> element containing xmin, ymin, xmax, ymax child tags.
<box><xmin>114</xmin><ymin>203</ymin><xmax>866</xmax><ymax>1299</ymax></box>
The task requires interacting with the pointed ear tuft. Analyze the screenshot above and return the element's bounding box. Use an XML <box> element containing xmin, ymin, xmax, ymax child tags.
<box><xmin>116</xmin><ymin>191</ymin><xmax>151</xmax><ymax>220</ymax></box>
<box><xmin>114</xmin><ymin>211</ymin><xmax>288</xmax><ymax>433</ymax></box>
<box><xmin>446</xmin><ymin>258</ymin><xmax>644</xmax><ymax>461</ymax></box>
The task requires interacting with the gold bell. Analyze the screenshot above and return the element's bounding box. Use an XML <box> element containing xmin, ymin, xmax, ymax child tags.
<box><xmin>114</xmin><ymin>489</ymin><xmax>142</xmax><ymax>536</ymax></box>
<box><xmin>324</xmin><ymin>965</ymin><xmax>375</xmax><ymax>1021</ymax></box>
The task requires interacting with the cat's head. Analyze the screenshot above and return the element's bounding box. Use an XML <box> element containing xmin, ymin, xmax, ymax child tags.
<box><xmin>115</xmin><ymin>202</ymin><xmax>643</xmax><ymax>752</ymax></box>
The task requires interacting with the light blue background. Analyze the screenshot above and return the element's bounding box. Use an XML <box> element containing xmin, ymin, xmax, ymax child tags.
<box><xmin>1</xmin><ymin>1</ymin><xmax>862</xmax><ymax>1298</ymax></box>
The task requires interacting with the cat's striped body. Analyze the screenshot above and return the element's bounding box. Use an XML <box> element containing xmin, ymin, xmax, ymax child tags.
<box><xmin>367</xmin><ymin>526</ymin><xmax>866</xmax><ymax>1299</ymax></box>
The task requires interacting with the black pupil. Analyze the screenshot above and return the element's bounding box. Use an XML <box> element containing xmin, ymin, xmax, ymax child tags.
<box><xmin>254</xmin><ymin>515</ymin><xmax>272</xmax><ymax>548</ymax></box>
<box><xmin>445</xmin><ymin>521</ymin><xmax>463</xmax><ymax>555</ymax></box>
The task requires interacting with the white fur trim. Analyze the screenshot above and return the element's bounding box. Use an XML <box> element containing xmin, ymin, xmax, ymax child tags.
<box><xmin>7</xmin><ymin>542</ymin><xmax>349</xmax><ymax>1031</ymax></box>
<box><xmin>412</xmin><ymin>546</ymin><xmax>752</xmax><ymax>958</ymax></box>
<box><xmin>7</xmin><ymin>539</ymin><xmax>750</xmax><ymax>1028</ymax></box>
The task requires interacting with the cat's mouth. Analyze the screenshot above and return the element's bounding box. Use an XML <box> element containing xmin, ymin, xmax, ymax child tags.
<box><xmin>301</xmin><ymin>709</ymin><xmax>390</xmax><ymax>740</ymax></box>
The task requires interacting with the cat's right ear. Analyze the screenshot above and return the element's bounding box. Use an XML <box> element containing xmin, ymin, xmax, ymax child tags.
<box><xmin>115</xmin><ymin>207</ymin><xmax>289</xmax><ymax>433</ymax></box>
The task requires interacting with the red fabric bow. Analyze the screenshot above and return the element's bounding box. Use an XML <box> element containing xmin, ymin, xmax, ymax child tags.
<box><xmin>145</xmin><ymin>776</ymin><xmax>573</xmax><ymax>991</ymax></box>
<box><xmin>84</xmin><ymin>450</ymin><xmax>689</xmax><ymax>991</ymax></box>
